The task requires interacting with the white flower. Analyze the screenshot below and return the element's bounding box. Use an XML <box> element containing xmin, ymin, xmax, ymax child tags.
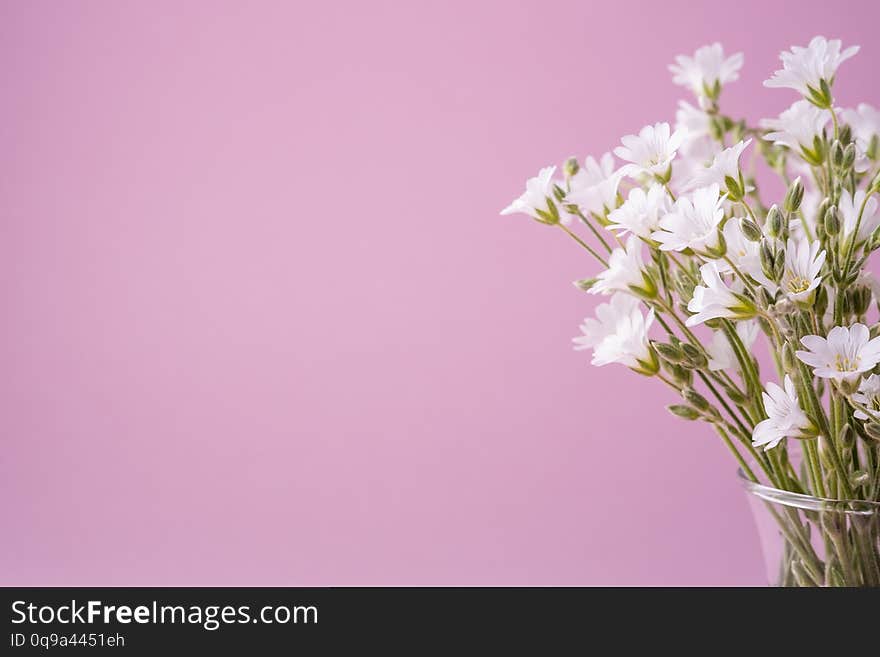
<box><xmin>573</xmin><ymin>293</ymin><xmax>657</xmax><ymax>373</ymax></box>
<box><xmin>752</xmin><ymin>376</ymin><xmax>811</xmax><ymax>451</ymax></box>
<box><xmin>564</xmin><ymin>170</ymin><xmax>624</xmax><ymax>218</ymax></box>
<box><xmin>670</xmin><ymin>43</ymin><xmax>744</xmax><ymax>102</ymax></box>
<box><xmin>675</xmin><ymin>100</ymin><xmax>712</xmax><ymax>140</ymax></box>
<box><xmin>606</xmin><ymin>184</ymin><xmax>670</xmax><ymax>239</ymax></box>
<box><xmin>568</xmin><ymin>153</ymin><xmax>616</xmax><ymax>191</ymax></box>
<box><xmin>686</xmin><ymin>261</ymin><xmax>756</xmax><ymax>326</ymax></box>
<box><xmin>852</xmin><ymin>374</ymin><xmax>880</xmax><ymax>420</ymax></box>
<box><xmin>707</xmin><ymin>320</ymin><xmax>759</xmax><ymax>371</ymax></box>
<box><xmin>614</xmin><ymin>122</ymin><xmax>687</xmax><ymax>179</ymax></box>
<box><xmin>683</xmin><ymin>139</ymin><xmax>751</xmax><ymax>194</ymax></box>
<box><xmin>764</xmin><ymin>36</ymin><xmax>859</xmax><ymax>102</ymax></box>
<box><xmin>780</xmin><ymin>237</ymin><xmax>825</xmax><ymax>302</ymax></box>
<box><xmin>796</xmin><ymin>323</ymin><xmax>880</xmax><ymax>381</ymax></box>
<box><xmin>762</xmin><ymin>100</ymin><xmax>830</xmax><ymax>161</ymax></box>
<box><xmin>839</xmin><ymin>189</ymin><xmax>880</xmax><ymax>243</ymax></box>
<box><xmin>842</xmin><ymin>103</ymin><xmax>880</xmax><ymax>158</ymax></box>
<box><xmin>590</xmin><ymin>235</ymin><xmax>655</xmax><ymax>297</ymax></box>
<box><xmin>501</xmin><ymin>166</ymin><xmax>560</xmax><ymax>222</ymax></box>
<box><xmin>652</xmin><ymin>183</ymin><xmax>725</xmax><ymax>253</ymax></box>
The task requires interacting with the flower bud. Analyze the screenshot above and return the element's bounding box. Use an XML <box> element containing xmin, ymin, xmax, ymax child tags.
<box><xmin>760</xmin><ymin>240</ymin><xmax>776</xmax><ymax>280</ymax></box>
<box><xmin>824</xmin><ymin>205</ymin><xmax>840</xmax><ymax>236</ymax></box>
<box><xmin>838</xmin><ymin>123</ymin><xmax>852</xmax><ymax>145</ymax></box>
<box><xmin>680</xmin><ymin>343</ymin><xmax>708</xmax><ymax>369</ymax></box>
<box><xmin>654</xmin><ymin>341</ymin><xmax>686</xmax><ymax>364</ymax></box>
<box><xmin>682</xmin><ymin>388</ymin><xmax>710</xmax><ymax>413</ymax></box>
<box><xmin>668</xmin><ymin>404</ymin><xmax>700</xmax><ymax>421</ymax></box>
<box><xmin>782</xmin><ymin>342</ymin><xmax>797</xmax><ymax>373</ymax></box>
<box><xmin>838</xmin><ymin>424</ymin><xmax>854</xmax><ymax>450</ymax></box>
<box><xmin>783</xmin><ymin>177</ymin><xmax>804</xmax><ymax>214</ymax></box>
<box><xmin>830</xmin><ymin>140</ymin><xmax>845</xmax><ymax>168</ymax></box>
<box><xmin>739</xmin><ymin>217</ymin><xmax>762</xmax><ymax>242</ymax></box>
<box><xmin>765</xmin><ymin>205</ymin><xmax>783</xmax><ymax>238</ymax></box>
<box><xmin>563</xmin><ymin>157</ymin><xmax>580</xmax><ymax>178</ymax></box>
<box><xmin>721</xmin><ymin>382</ymin><xmax>747</xmax><ymax>406</ymax></box>
<box><xmin>813</xmin><ymin>285</ymin><xmax>828</xmax><ymax>317</ymax></box>
<box><xmin>573</xmin><ymin>278</ymin><xmax>597</xmax><ymax>292</ymax></box>
<box><xmin>818</xmin><ymin>435</ymin><xmax>834</xmax><ymax>469</ymax></box>
<box><xmin>865</xmin><ymin>422</ymin><xmax>880</xmax><ymax>442</ymax></box>
<box><xmin>773</xmin><ymin>247</ymin><xmax>785</xmax><ymax>282</ymax></box>
<box><xmin>724</xmin><ymin>175</ymin><xmax>744</xmax><ymax>202</ymax></box>
<box><xmin>842</xmin><ymin>143</ymin><xmax>856</xmax><ymax>170</ymax></box>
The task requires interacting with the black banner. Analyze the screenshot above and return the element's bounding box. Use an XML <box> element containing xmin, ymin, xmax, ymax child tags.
<box><xmin>2</xmin><ymin>587</ymin><xmax>877</xmax><ymax>652</ymax></box>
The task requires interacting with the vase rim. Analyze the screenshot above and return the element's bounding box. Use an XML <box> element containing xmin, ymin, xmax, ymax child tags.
<box><xmin>737</xmin><ymin>468</ymin><xmax>880</xmax><ymax>514</ymax></box>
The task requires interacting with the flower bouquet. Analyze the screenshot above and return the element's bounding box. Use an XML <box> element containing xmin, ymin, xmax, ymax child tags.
<box><xmin>503</xmin><ymin>37</ymin><xmax>880</xmax><ymax>586</ymax></box>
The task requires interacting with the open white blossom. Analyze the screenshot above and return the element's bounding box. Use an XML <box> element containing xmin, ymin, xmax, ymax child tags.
<box><xmin>614</xmin><ymin>122</ymin><xmax>687</xmax><ymax>179</ymax></box>
<box><xmin>852</xmin><ymin>374</ymin><xmax>880</xmax><ymax>420</ymax></box>
<box><xmin>564</xmin><ymin>170</ymin><xmax>624</xmax><ymax>218</ymax></box>
<box><xmin>501</xmin><ymin>166</ymin><xmax>560</xmax><ymax>222</ymax></box>
<box><xmin>675</xmin><ymin>100</ymin><xmax>712</xmax><ymax>140</ymax></box>
<box><xmin>686</xmin><ymin>261</ymin><xmax>756</xmax><ymax>326</ymax></box>
<box><xmin>652</xmin><ymin>183</ymin><xmax>725</xmax><ymax>253</ymax></box>
<box><xmin>590</xmin><ymin>236</ymin><xmax>654</xmax><ymax>296</ymax></box>
<box><xmin>670</xmin><ymin>43</ymin><xmax>744</xmax><ymax>102</ymax></box>
<box><xmin>839</xmin><ymin>189</ymin><xmax>880</xmax><ymax>243</ymax></box>
<box><xmin>762</xmin><ymin>101</ymin><xmax>830</xmax><ymax>160</ymax></box>
<box><xmin>683</xmin><ymin>139</ymin><xmax>751</xmax><ymax>194</ymax></box>
<box><xmin>764</xmin><ymin>36</ymin><xmax>859</xmax><ymax>102</ymax></box>
<box><xmin>707</xmin><ymin>320</ymin><xmax>759</xmax><ymax>371</ymax></box>
<box><xmin>752</xmin><ymin>376</ymin><xmax>811</xmax><ymax>451</ymax></box>
<box><xmin>606</xmin><ymin>184</ymin><xmax>670</xmax><ymax>239</ymax></box>
<box><xmin>573</xmin><ymin>293</ymin><xmax>657</xmax><ymax>374</ymax></box>
<box><xmin>781</xmin><ymin>237</ymin><xmax>825</xmax><ymax>302</ymax></box>
<box><xmin>796</xmin><ymin>324</ymin><xmax>880</xmax><ymax>381</ymax></box>
<box><xmin>717</xmin><ymin>220</ymin><xmax>778</xmax><ymax>294</ymax></box>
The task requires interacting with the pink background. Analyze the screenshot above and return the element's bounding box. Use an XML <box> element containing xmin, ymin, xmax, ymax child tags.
<box><xmin>2</xmin><ymin>1</ymin><xmax>878</xmax><ymax>586</ymax></box>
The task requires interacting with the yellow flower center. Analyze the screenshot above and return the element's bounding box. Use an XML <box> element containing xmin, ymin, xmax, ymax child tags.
<box><xmin>786</xmin><ymin>274</ymin><xmax>811</xmax><ymax>294</ymax></box>
<box><xmin>835</xmin><ymin>354</ymin><xmax>860</xmax><ymax>372</ymax></box>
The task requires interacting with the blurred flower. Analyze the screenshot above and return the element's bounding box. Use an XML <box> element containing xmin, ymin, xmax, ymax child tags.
<box><xmin>839</xmin><ymin>188</ymin><xmax>880</xmax><ymax>243</ymax></box>
<box><xmin>707</xmin><ymin>319</ymin><xmax>759</xmax><ymax>371</ymax></box>
<box><xmin>590</xmin><ymin>235</ymin><xmax>655</xmax><ymax>297</ymax></box>
<box><xmin>842</xmin><ymin>103</ymin><xmax>880</xmax><ymax>159</ymax></box>
<box><xmin>565</xmin><ymin>170</ymin><xmax>624</xmax><ymax>218</ymax></box>
<box><xmin>670</xmin><ymin>43</ymin><xmax>743</xmax><ymax>103</ymax></box>
<box><xmin>683</xmin><ymin>139</ymin><xmax>751</xmax><ymax>197</ymax></box>
<box><xmin>500</xmin><ymin>166</ymin><xmax>560</xmax><ymax>223</ymax></box>
<box><xmin>573</xmin><ymin>293</ymin><xmax>657</xmax><ymax>374</ymax></box>
<box><xmin>796</xmin><ymin>324</ymin><xmax>880</xmax><ymax>381</ymax></box>
<box><xmin>852</xmin><ymin>374</ymin><xmax>880</xmax><ymax>420</ymax></box>
<box><xmin>652</xmin><ymin>183</ymin><xmax>725</xmax><ymax>253</ymax></box>
<box><xmin>686</xmin><ymin>261</ymin><xmax>757</xmax><ymax>326</ymax></box>
<box><xmin>606</xmin><ymin>184</ymin><xmax>670</xmax><ymax>239</ymax></box>
<box><xmin>752</xmin><ymin>376</ymin><xmax>811</xmax><ymax>451</ymax></box>
<box><xmin>568</xmin><ymin>153</ymin><xmax>616</xmax><ymax>191</ymax></box>
<box><xmin>614</xmin><ymin>122</ymin><xmax>686</xmax><ymax>180</ymax></box>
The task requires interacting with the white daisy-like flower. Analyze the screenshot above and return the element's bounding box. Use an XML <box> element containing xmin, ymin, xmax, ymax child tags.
<box><xmin>764</xmin><ymin>36</ymin><xmax>859</xmax><ymax>103</ymax></box>
<box><xmin>573</xmin><ymin>293</ymin><xmax>657</xmax><ymax>374</ymax></box>
<box><xmin>839</xmin><ymin>189</ymin><xmax>880</xmax><ymax>243</ymax></box>
<box><xmin>780</xmin><ymin>237</ymin><xmax>825</xmax><ymax>302</ymax></box>
<box><xmin>796</xmin><ymin>323</ymin><xmax>880</xmax><ymax>381</ymax></box>
<box><xmin>685</xmin><ymin>261</ymin><xmax>757</xmax><ymax>326</ymax></box>
<box><xmin>752</xmin><ymin>376</ymin><xmax>812</xmax><ymax>451</ymax></box>
<box><xmin>501</xmin><ymin>166</ymin><xmax>560</xmax><ymax>223</ymax></box>
<box><xmin>707</xmin><ymin>319</ymin><xmax>759</xmax><ymax>371</ymax></box>
<box><xmin>762</xmin><ymin>100</ymin><xmax>830</xmax><ymax>162</ymax></box>
<box><xmin>852</xmin><ymin>374</ymin><xmax>880</xmax><ymax>420</ymax></box>
<box><xmin>564</xmin><ymin>170</ymin><xmax>624</xmax><ymax>218</ymax></box>
<box><xmin>683</xmin><ymin>139</ymin><xmax>751</xmax><ymax>195</ymax></box>
<box><xmin>614</xmin><ymin>122</ymin><xmax>687</xmax><ymax>179</ymax></box>
<box><xmin>606</xmin><ymin>184</ymin><xmax>670</xmax><ymax>239</ymax></box>
<box><xmin>670</xmin><ymin>43</ymin><xmax>744</xmax><ymax>102</ymax></box>
<box><xmin>590</xmin><ymin>236</ymin><xmax>653</xmax><ymax>297</ymax></box>
<box><xmin>652</xmin><ymin>183</ymin><xmax>725</xmax><ymax>253</ymax></box>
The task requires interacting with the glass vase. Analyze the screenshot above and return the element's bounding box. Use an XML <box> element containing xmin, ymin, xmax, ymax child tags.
<box><xmin>741</xmin><ymin>470</ymin><xmax>880</xmax><ymax>587</ymax></box>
